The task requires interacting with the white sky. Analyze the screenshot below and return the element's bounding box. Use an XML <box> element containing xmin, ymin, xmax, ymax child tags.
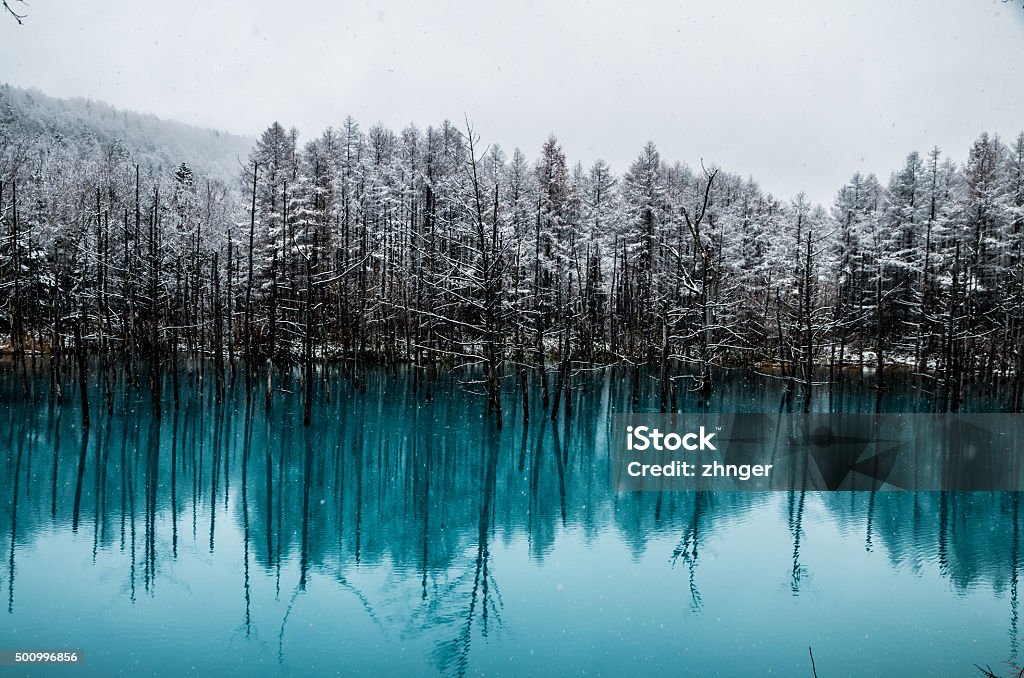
<box><xmin>2</xmin><ymin>0</ymin><xmax>1023</xmax><ymax>204</ymax></box>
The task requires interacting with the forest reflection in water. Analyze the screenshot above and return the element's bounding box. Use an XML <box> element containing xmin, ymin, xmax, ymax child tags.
<box><xmin>0</xmin><ymin>366</ymin><xmax>1022</xmax><ymax>676</ymax></box>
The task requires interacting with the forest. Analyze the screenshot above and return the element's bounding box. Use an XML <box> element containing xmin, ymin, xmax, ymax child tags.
<box><xmin>2</xmin><ymin>88</ymin><xmax>1024</xmax><ymax>424</ymax></box>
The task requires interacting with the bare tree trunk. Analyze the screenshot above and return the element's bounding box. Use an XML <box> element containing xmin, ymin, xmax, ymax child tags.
<box><xmin>244</xmin><ymin>162</ymin><xmax>257</xmax><ymax>401</ymax></box>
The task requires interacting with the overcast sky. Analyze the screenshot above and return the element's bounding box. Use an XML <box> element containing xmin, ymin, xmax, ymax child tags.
<box><xmin>2</xmin><ymin>0</ymin><xmax>1023</xmax><ymax>203</ymax></box>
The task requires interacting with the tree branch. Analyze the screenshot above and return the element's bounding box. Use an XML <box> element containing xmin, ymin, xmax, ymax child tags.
<box><xmin>3</xmin><ymin>0</ymin><xmax>26</xmax><ymax>24</ymax></box>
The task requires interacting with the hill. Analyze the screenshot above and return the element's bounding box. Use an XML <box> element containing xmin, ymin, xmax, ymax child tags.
<box><xmin>0</xmin><ymin>84</ymin><xmax>254</xmax><ymax>184</ymax></box>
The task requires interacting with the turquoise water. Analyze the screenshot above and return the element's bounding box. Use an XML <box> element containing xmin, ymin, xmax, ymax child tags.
<box><xmin>0</xmin><ymin>368</ymin><xmax>1020</xmax><ymax>676</ymax></box>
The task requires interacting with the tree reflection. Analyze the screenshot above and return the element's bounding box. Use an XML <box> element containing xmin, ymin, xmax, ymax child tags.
<box><xmin>0</xmin><ymin>368</ymin><xmax>1022</xmax><ymax>673</ymax></box>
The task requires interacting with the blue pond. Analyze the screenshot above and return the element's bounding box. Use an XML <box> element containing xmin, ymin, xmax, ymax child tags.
<box><xmin>0</xmin><ymin>368</ymin><xmax>1020</xmax><ymax>676</ymax></box>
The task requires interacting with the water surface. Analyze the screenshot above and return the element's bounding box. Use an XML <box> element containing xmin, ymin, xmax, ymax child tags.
<box><xmin>0</xmin><ymin>369</ymin><xmax>1020</xmax><ymax>676</ymax></box>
